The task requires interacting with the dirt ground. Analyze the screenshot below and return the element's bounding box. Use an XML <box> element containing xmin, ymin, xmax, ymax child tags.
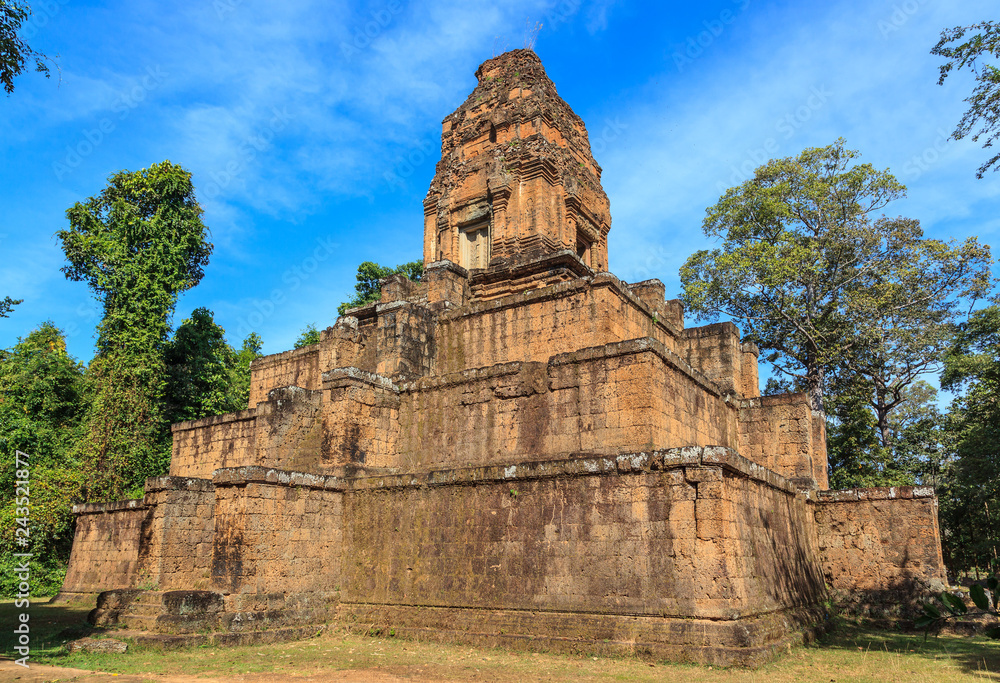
<box><xmin>0</xmin><ymin>661</ymin><xmax>449</xmax><ymax>682</ymax></box>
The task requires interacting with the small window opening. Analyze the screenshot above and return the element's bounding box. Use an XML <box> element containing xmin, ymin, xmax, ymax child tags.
<box><xmin>489</xmin><ymin>124</ymin><xmax>497</xmax><ymax>144</ymax></box>
<box><xmin>461</xmin><ymin>222</ymin><xmax>490</xmax><ymax>269</ymax></box>
<box><xmin>576</xmin><ymin>233</ymin><xmax>591</xmax><ymax>267</ymax></box>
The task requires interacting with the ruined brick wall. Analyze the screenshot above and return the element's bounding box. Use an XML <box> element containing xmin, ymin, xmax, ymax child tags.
<box><xmin>737</xmin><ymin>394</ymin><xmax>827</xmax><ymax>487</ymax></box>
<box><xmin>170</xmin><ymin>410</ymin><xmax>257</xmax><ymax>479</ymax></box>
<box><xmin>395</xmin><ymin>339</ymin><xmax>738</xmax><ymax>471</ymax></box>
<box><xmin>339</xmin><ymin>448</ymin><xmax>824</xmax><ymax>622</ymax></box>
<box><xmin>322</xmin><ymin>370</ymin><xmax>399</xmax><ymax>470</ymax></box>
<box><xmin>814</xmin><ymin>487</ymin><xmax>947</xmax><ymax>593</ymax></box>
<box><xmin>138</xmin><ymin>477</ymin><xmax>216</xmax><ymax>591</ymax></box>
<box><xmin>375</xmin><ymin>302</ymin><xmax>437</xmax><ymax>381</ymax></box>
<box><xmin>433</xmin><ymin>275</ymin><xmax>682</xmax><ymax>377</ymax></box>
<box><xmin>248</xmin><ymin>345</ymin><xmax>322</xmax><ymax>407</ymax></box>
<box><xmin>681</xmin><ymin>323</ymin><xmax>761</xmax><ymax>400</ymax></box>
<box><xmin>254</xmin><ymin>387</ymin><xmax>325</xmax><ymax>472</ymax></box>
<box><xmin>60</xmin><ymin>500</ymin><xmax>147</xmax><ymax>596</ymax></box>
<box><xmin>211</xmin><ymin>468</ymin><xmax>344</xmax><ymax>595</ymax></box>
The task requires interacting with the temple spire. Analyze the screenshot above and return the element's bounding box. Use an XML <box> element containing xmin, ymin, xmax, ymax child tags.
<box><xmin>423</xmin><ymin>49</ymin><xmax>611</xmax><ymax>283</ymax></box>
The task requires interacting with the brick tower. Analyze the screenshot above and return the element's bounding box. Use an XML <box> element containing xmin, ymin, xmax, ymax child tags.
<box><xmin>424</xmin><ymin>49</ymin><xmax>611</xmax><ymax>299</ymax></box>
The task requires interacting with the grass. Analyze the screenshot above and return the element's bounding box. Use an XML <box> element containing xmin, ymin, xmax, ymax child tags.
<box><xmin>1</xmin><ymin>599</ymin><xmax>998</xmax><ymax>681</ymax></box>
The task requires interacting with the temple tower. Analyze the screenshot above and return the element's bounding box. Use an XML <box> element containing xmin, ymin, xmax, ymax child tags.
<box><xmin>423</xmin><ymin>49</ymin><xmax>611</xmax><ymax>297</ymax></box>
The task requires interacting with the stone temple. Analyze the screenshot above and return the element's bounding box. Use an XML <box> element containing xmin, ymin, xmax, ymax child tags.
<box><xmin>59</xmin><ymin>50</ymin><xmax>947</xmax><ymax>666</ymax></box>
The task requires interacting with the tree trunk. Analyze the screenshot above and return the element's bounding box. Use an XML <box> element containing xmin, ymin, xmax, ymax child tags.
<box><xmin>806</xmin><ymin>362</ymin><xmax>825</xmax><ymax>413</ymax></box>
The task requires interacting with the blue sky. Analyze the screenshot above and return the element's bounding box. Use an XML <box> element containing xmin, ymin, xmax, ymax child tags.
<box><xmin>2</xmin><ymin>0</ymin><xmax>997</xmax><ymax>367</ymax></box>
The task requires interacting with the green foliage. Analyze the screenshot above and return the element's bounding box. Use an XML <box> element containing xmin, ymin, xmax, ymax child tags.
<box><xmin>0</xmin><ymin>295</ymin><xmax>20</xmax><ymax>317</ymax></box>
<box><xmin>916</xmin><ymin>577</ymin><xmax>1000</xmax><ymax>639</ymax></box>
<box><xmin>232</xmin><ymin>332</ymin><xmax>263</xmax><ymax>406</ymax></box>
<box><xmin>0</xmin><ymin>322</ymin><xmax>85</xmax><ymax>467</ymax></box>
<box><xmin>57</xmin><ymin>161</ymin><xmax>212</xmax><ymax>502</ymax></box>
<box><xmin>680</xmin><ymin>139</ymin><xmax>991</xmax><ymax>419</ymax></box>
<box><xmin>0</xmin><ymin>0</ymin><xmax>51</xmax><ymax>95</ymax></box>
<box><xmin>827</xmin><ymin>380</ymin><xmax>947</xmax><ymax>489</ymax></box>
<box><xmin>938</xmin><ymin>305</ymin><xmax>1000</xmax><ymax>575</ymax></box>
<box><xmin>826</xmin><ymin>378</ymin><xmax>891</xmax><ymax>489</ymax></box>
<box><xmin>0</xmin><ymin>323</ymin><xmax>85</xmax><ymax>595</ymax></box>
<box><xmin>294</xmin><ymin>323</ymin><xmax>321</xmax><ymax>349</ymax></box>
<box><xmin>163</xmin><ymin>308</ymin><xmax>262</xmax><ymax>424</ymax></box>
<box><xmin>932</xmin><ymin>21</ymin><xmax>1000</xmax><ymax>178</ymax></box>
<box><xmin>337</xmin><ymin>260</ymin><xmax>424</xmax><ymax>316</ymax></box>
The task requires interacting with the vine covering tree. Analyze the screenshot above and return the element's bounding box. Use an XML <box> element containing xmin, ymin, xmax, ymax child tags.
<box><xmin>57</xmin><ymin>161</ymin><xmax>212</xmax><ymax>501</ymax></box>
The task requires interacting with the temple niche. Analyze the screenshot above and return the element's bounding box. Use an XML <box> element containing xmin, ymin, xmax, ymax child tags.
<box><xmin>58</xmin><ymin>50</ymin><xmax>947</xmax><ymax>667</ymax></box>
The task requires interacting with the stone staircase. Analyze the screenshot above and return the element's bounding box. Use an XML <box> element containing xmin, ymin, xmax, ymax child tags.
<box><xmin>89</xmin><ymin>589</ymin><xmax>224</xmax><ymax>634</ymax></box>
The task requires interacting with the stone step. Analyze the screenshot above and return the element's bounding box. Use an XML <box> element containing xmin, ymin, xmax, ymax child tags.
<box><xmin>123</xmin><ymin>603</ymin><xmax>164</xmax><ymax>617</ymax></box>
<box><xmin>117</xmin><ymin>614</ymin><xmax>159</xmax><ymax>631</ymax></box>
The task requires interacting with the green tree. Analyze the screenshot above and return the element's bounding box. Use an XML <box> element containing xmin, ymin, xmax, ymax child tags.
<box><xmin>680</xmin><ymin>140</ymin><xmax>991</xmax><ymax>413</ymax></box>
<box><xmin>0</xmin><ymin>322</ymin><xmax>85</xmax><ymax>595</ymax></box>
<box><xmin>294</xmin><ymin>323</ymin><xmax>321</xmax><ymax>349</ymax></box>
<box><xmin>939</xmin><ymin>304</ymin><xmax>1000</xmax><ymax>575</ymax></box>
<box><xmin>57</xmin><ymin>161</ymin><xmax>212</xmax><ymax>501</ymax></box>
<box><xmin>232</xmin><ymin>331</ymin><xmax>262</xmax><ymax>408</ymax></box>
<box><xmin>827</xmin><ymin>379</ymin><xmax>946</xmax><ymax>490</ymax></box>
<box><xmin>163</xmin><ymin>308</ymin><xmax>261</xmax><ymax>424</ymax></box>
<box><xmin>0</xmin><ymin>295</ymin><xmax>20</xmax><ymax>317</ymax></box>
<box><xmin>1</xmin><ymin>1</ymin><xmax>51</xmax><ymax>95</ymax></box>
<box><xmin>932</xmin><ymin>20</ymin><xmax>1000</xmax><ymax>178</ymax></box>
<box><xmin>826</xmin><ymin>377</ymin><xmax>888</xmax><ymax>489</ymax></box>
<box><xmin>337</xmin><ymin>260</ymin><xmax>424</xmax><ymax>315</ymax></box>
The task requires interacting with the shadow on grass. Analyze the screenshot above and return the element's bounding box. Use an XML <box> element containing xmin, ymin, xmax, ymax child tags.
<box><xmin>0</xmin><ymin>598</ymin><xmax>103</xmax><ymax>660</ymax></box>
<box><xmin>813</xmin><ymin>618</ymin><xmax>1000</xmax><ymax>679</ymax></box>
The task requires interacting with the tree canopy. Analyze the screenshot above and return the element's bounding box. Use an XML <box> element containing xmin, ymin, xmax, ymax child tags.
<box><xmin>294</xmin><ymin>323</ymin><xmax>321</xmax><ymax>349</ymax></box>
<box><xmin>337</xmin><ymin>260</ymin><xmax>424</xmax><ymax>315</ymax></box>
<box><xmin>163</xmin><ymin>308</ymin><xmax>261</xmax><ymax>424</ymax></box>
<box><xmin>57</xmin><ymin>161</ymin><xmax>213</xmax><ymax>500</ymax></box>
<box><xmin>680</xmin><ymin>139</ymin><xmax>991</xmax><ymax>411</ymax></box>
<box><xmin>938</xmin><ymin>304</ymin><xmax>1000</xmax><ymax>574</ymax></box>
<box><xmin>1</xmin><ymin>0</ymin><xmax>51</xmax><ymax>95</ymax></box>
<box><xmin>932</xmin><ymin>20</ymin><xmax>1000</xmax><ymax>178</ymax></box>
<box><xmin>0</xmin><ymin>295</ymin><xmax>20</xmax><ymax>317</ymax></box>
<box><xmin>0</xmin><ymin>322</ymin><xmax>84</xmax><ymax>595</ymax></box>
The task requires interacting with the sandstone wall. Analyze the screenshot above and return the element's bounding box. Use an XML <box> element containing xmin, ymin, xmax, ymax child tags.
<box><xmin>138</xmin><ymin>477</ymin><xmax>216</xmax><ymax>591</ymax></box>
<box><xmin>395</xmin><ymin>338</ymin><xmax>738</xmax><ymax>471</ymax></box>
<box><xmin>340</xmin><ymin>448</ymin><xmax>824</xmax><ymax>621</ymax></box>
<box><xmin>322</xmin><ymin>370</ymin><xmax>399</xmax><ymax>470</ymax></box>
<box><xmin>681</xmin><ymin>323</ymin><xmax>760</xmax><ymax>399</ymax></box>
<box><xmin>170</xmin><ymin>410</ymin><xmax>257</xmax><ymax>479</ymax></box>
<box><xmin>433</xmin><ymin>276</ymin><xmax>682</xmax><ymax>376</ymax></box>
<box><xmin>737</xmin><ymin>394</ymin><xmax>828</xmax><ymax>487</ymax></box>
<box><xmin>815</xmin><ymin>487</ymin><xmax>947</xmax><ymax>593</ymax></box>
<box><xmin>248</xmin><ymin>345</ymin><xmax>322</xmax><ymax>407</ymax></box>
<box><xmin>254</xmin><ymin>387</ymin><xmax>325</xmax><ymax>471</ymax></box>
<box><xmin>61</xmin><ymin>500</ymin><xmax>147</xmax><ymax>596</ymax></box>
<box><xmin>211</xmin><ymin>468</ymin><xmax>344</xmax><ymax>595</ymax></box>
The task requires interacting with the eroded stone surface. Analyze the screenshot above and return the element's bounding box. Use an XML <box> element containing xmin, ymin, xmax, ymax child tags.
<box><xmin>60</xmin><ymin>49</ymin><xmax>947</xmax><ymax>666</ymax></box>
